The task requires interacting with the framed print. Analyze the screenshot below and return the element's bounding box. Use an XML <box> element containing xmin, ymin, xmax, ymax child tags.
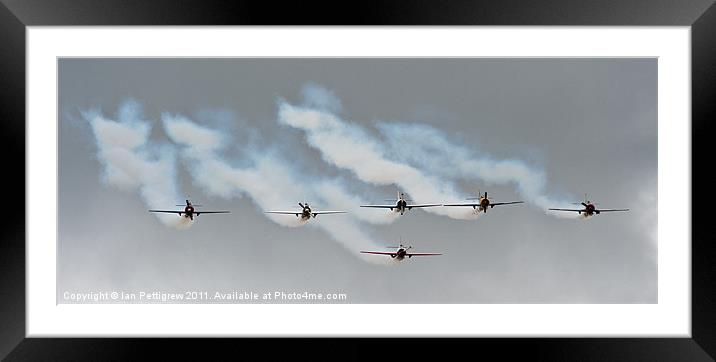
<box><xmin>2</xmin><ymin>0</ymin><xmax>715</xmax><ymax>360</ymax></box>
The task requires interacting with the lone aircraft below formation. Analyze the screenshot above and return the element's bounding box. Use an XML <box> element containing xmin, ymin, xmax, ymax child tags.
<box><xmin>360</xmin><ymin>243</ymin><xmax>442</xmax><ymax>261</ymax></box>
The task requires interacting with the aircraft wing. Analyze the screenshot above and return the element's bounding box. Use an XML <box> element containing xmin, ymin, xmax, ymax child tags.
<box><xmin>595</xmin><ymin>208</ymin><xmax>630</xmax><ymax>212</ymax></box>
<box><xmin>149</xmin><ymin>210</ymin><xmax>184</xmax><ymax>214</ymax></box>
<box><xmin>360</xmin><ymin>251</ymin><xmax>441</xmax><ymax>257</ymax></box>
<box><xmin>548</xmin><ymin>208</ymin><xmax>584</xmax><ymax>212</ymax></box>
<box><xmin>265</xmin><ymin>211</ymin><xmax>301</xmax><ymax>216</ymax></box>
<box><xmin>406</xmin><ymin>203</ymin><xmax>442</xmax><ymax>208</ymax></box>
<box><xmin>442</xmin><ymin>203</ymin><xmax>479</xmax><ymax>207</ymax></box>
<box><xmin>360</xmin><ymin>205</ymin><xmax>397</xmax><ymax>209</ymax></box>
<box><xmin>490</xmin><ymin>201</ymin><xmax>524</xmax><ymax>207</ymax></box>
<box><xmin>311</xmin><ymin>211</ymin><xmax>347</xmax><ymax>215</ymax></box>
<box><xmin>195</xmin><ymin>211</ymin><xmax>230</xmax><ymax>214</ymax></box>
<box><xmin>360</xmin><ymin>251</ymin><xmax>397</xmax><ymax>255</ymax></box>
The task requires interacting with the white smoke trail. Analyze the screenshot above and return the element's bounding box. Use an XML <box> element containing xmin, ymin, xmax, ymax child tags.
<box><xmin>312</xmin><ymin>181</ymin><xmax>401</xmax><ymax>225</ymax></box>
<box><xmin>378</xmin><ymin>122</ymin><xmax>584</xmax><ymax>219</ymax></box>
<box><xmin>276</xmin><ymin>104</ymin><xmax>490</xmax><ymax>220</ymax></box>
<box><xmin>300</xmin><ymin>82</ymin><xmax>343</xmax><ymax>113</ymax></box>
<box><xmin>161</xmin><ymin>113</ymin><xmax>391</xmax><ymax>262</ymax></box>
<box><xmin>83</xmin><ymin>100</ymin><xmax>193</xmax><ymax>229</ymax></box>
<box><xmin>376</xmin><ymin>122</ymin><xmax>576</xmax><ymax>212</ymax></box>
<box><xmin>278</xmin><ymin>84</ymin><xmax>578</xmax><ymax>219</ymax></box>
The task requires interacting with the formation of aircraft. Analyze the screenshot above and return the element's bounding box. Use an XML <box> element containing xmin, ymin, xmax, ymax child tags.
<box><xmin>147</xmin><ymin>190</ymin><xmax>628</xmax><ymax>261</ymax></box>
<box><xmin>265</xmin><ymin>202</ymin><xmax>347</xmax><ymax>221</ymax></box>
<box><xmin>148</xmin><ymin>199</ymin><xmax>230</xmax><ymax>220</ymax></box>
<box><xmin>360</xmin><ymin>191</ymin><xmax>440</xmax><ymax>215</ymax></box>
<box><xmin>443</xmin><ymin>190</ymin><xmax>524</xmax><ymax>213</ymax></box>
<box><xmin>360</xmin><ymin>243</ymin><xmax>442</xmax><ymax>261</ymax></box>
<box><xmin>548</xmin><ymin>194</ymin><xmax>629</xmax><ymax>217</ymax></box>
<box><xmin>149</xmin><ymin>191</ymin><xmax>630</xmax><ymax>222</ymax></box>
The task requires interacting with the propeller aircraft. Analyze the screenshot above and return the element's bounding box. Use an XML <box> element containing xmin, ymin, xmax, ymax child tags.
<box><xmin>360</xmin><ymin>191</ymin><xmax>441</xmax><ymax>215</ymax></box>
<box><xmin>549</xmin><ymin>194</ymin><xmax>629</xmax><ymax>217</ymax></box>
<box><xmin>443</xmin><ymin>189</ymin><xmax>523</xmax><ymax>213</ymax></box>
<box><xmin>149</xmin><ymin>199</ymin><xmax>230</xmax><ymax>221</ymax></box>
<box><xmin>265</xmin><ymin>202</ymin><xmax>347</xmax><ymax>221</ymax></box>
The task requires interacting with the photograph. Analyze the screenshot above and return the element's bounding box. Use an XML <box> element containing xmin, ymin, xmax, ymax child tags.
<box><xmin>2</xmin><ymin>0</ymin><xmax>711</xmax><ymax>358</ymax></box>
<box><xmin>57</xmin><ymin>57</ymin><xmax>657</xmax><ymax>304</ymax></box>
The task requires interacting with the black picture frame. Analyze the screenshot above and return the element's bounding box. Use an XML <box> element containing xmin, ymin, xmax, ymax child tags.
<box><xmin>1</xmin><ymin>1</ymin><xmax>714</xmax><ymax>360</ymax></box>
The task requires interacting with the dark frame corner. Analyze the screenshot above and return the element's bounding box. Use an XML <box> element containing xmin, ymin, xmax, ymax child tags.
<box><xmin>1</xmin><ymin>0</ymin><xmax>714</xmax><ymax>360</ymax></box>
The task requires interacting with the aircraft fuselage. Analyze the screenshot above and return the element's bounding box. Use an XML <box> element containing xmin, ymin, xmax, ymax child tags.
<box><xmin>580</xmin><ymin>203</ymin><xmax>598</xmax><ymax>216</ymax></box>
<box><xmin>468</xmin><ymin>197</ymin><xmax>491</xmax><ymax>213</ymax></box>
<box><xmin>390</xmin><ymin>248</ymin><xmax>409</xmax><ymax>260</ymax></box>
<box><xmin>392</xmin><ymin>199</ymin><xmax>409</xmax><ymax>215</ymax></box>
<box><xmin>299</xmin><ymin>206</ymin><xmax>313</xmax><ymax>220</ymax></box>
<box><xmin>182</xmin><ymin>205</ymin><xmax>195</xmax><ymax>220</ymax></box>
<box><xmin>479</xmin><ymin>198</ymin><xmax>490</xmax><ymax>213</ymax></box>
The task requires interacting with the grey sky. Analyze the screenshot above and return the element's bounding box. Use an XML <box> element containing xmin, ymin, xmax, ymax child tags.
<box><xmin>58</xmin><ymin>58</ymin><xmax>657</xmax><ymax>303</ymax></box>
